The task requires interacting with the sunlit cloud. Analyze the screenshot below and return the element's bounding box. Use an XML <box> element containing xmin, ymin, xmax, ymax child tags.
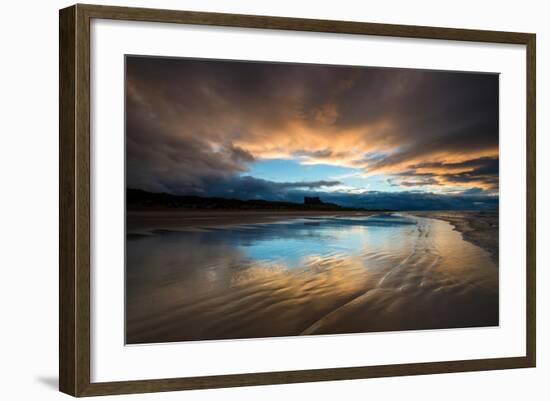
<box><xmin>126</xmin><ymin>56</ymin><xmax>499</xmax><ymax>204</ymax></box>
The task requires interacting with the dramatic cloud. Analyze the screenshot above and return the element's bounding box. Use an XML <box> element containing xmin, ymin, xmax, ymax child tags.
<box><xmin>387</xmin><ymin>157</ymin><xmax>499</xmax><ymax>193</ymax></box>
<box><xmin>202</xmin><ymin>176</ymin><xmax>342</xmax><ymax>200</ymax></box>
<box><xmin>126</xmin><ymin>56</ymin><xmax>499</xmax><ymax>206</ymax></box>
<box><xmin>316</xmin><ymin>191</ymin><xmax>499</xmax><ymax>211</ymax></box>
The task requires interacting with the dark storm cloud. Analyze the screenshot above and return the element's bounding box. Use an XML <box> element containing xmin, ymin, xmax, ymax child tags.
<box><xmin>387</xmin><ymin>157</ymin><xmax>499</xmax><ymax>193</ymax></box>
<box><xmin>272</xmin><ymin>189</ymin><xmax>498</xmax><ymax>211</ymax></box>
<box><xmin>177</xmin><ymin>175</ymin><xmax>498</xmax><ymax>210</ymax></box>
<box><xmin>412</xmin><ymin>157</ymin><xmax>499</xmax><ymax>175</ymax></box>
<box><xmin>126</xmin><ymin>56</ymin><xmax>499</xmax><ymax>198</ymax></box>
<box><xmin>203</xmin><ymin>176</ymin><xmax>342</xmax><ymax>200</ymax></box>
<box><xmin>277</xmin><ymin>180</ymin><xmax>341</xmax><ymax>189</ymax></box>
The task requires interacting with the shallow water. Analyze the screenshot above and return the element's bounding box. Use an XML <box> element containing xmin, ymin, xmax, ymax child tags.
<box><xmin>126</xmin><ymin>213</ymin><xmax>498</xmax><ymax>344</ymax></box>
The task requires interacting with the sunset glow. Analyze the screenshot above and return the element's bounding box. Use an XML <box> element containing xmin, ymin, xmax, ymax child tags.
<box><xmin>126</xmin><ymin>56</ymin><xmax>498</xmax><ymax>209</ymax></box>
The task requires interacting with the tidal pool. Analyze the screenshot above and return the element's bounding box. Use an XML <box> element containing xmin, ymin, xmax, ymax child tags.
<box><xmin>126</xmin><ymin>213</ymin><xmax>498</xmax><ymax>344</ymax></box>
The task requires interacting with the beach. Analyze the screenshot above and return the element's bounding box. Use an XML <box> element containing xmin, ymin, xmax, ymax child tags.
<box><xmin>127</xmin><ymin>210</ymin><xmax>499</xmax><ymax>262</ymax></box>
<box><xmin>126</xmin><ymin>211</ymin><xmax>498</xmax><ymax>343</ymax></box>
<box><xmin>409</xmin><ymin>210</ymin><xmax>498</xmax><ymax>263</ymax></box>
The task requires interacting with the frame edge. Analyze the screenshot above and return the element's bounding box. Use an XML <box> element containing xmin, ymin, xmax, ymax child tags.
<box><xmin>59</xmin><ymin>4</ymin><xmax>77</xmax><ymax>397</ymax></box>
<box><xmin>525</xmin><ymin>33</ymin><xmax>536</xmax><ymax>368</ymax></box>
<box><xmin>75</xmin><ymin>3</ymin><xmax>534</xmax><ymax>43</ymax></box>
<box><xmin>60</xmin><ymin>4</ymin><xmax>93</xmax><ymax>397</ymax></box>
<box><xmin>59</xmin><ymin>3</ymin><xmax>537</xmax><ymax>397</ymax></box>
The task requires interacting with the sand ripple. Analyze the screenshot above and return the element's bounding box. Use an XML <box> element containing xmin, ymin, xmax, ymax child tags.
<box><xmin>126</xmin><ymin>214</ymin><xmax>498</xmax><ymax>344</ymax></box>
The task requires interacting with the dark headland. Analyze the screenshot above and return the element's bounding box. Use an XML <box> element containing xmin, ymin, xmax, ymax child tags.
<box><xmin>126</xmin><ymin>188</ymin><xmax>389</xmax><ymax>232</ymax></box>
<box><xmin>126</xmin><ymin>188</ymin><xmax>392</xmax><ymax>212</ymax></box>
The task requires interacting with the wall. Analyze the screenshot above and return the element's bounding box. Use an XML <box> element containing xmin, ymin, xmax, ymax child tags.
<box><xmin>0</xmin><ymin>0</ymin><xmax>546</xmax><ymax>399</ymax></box>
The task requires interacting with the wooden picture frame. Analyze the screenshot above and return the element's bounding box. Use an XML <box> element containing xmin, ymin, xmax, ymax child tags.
<box><xmin>59</xmin><ymin>3</ymin><xmax>536</xmax><ymax>397</ymax></box>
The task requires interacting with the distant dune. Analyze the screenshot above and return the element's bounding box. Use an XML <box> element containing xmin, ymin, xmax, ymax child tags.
<box><xmin>126</xmin><ymin>188</ymin><xmax>371</xmax><ymax>212</ymax></box>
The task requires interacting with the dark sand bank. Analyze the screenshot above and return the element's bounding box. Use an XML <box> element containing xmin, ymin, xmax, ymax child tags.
<box><xmin>127</xmin><ymin>209</ymin><xmax>379</xmax><ymax>232</ymax></box>
<box><xmin>409</xmin><ymin>210</ymin><xmax>498</xmax><ymax>264</ymax></box>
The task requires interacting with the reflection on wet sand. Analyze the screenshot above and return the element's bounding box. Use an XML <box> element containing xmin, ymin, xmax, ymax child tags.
<box><xmin>126</xmin><ymin>213</ymin><xmax>498</xmax><ymax>344</ymax></box>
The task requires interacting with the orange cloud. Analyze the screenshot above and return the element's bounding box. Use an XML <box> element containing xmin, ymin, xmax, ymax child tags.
<box><xmin>126</xmin><ymin>56</ymin><xmax>499</xmax><ymax>196</ymax></box>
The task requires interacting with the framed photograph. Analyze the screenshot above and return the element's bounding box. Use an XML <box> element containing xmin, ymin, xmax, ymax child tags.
<box><xmin>59</xmin><ymin>4</ymin><xmax>536</xmax><ymax>397</ymax></box>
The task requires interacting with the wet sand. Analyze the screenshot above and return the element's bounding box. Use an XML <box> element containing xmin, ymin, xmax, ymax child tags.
<box><xmin>127</xmin><ymin>209</ymin><xmax>379</xmax><ymax>232</ymax></box>
<box><xmin>126</xmin><ymin>212</ymin><xmax>498</xmax><ymax>344</ymax></box>
<box><xmin>409</xmin><ymin>210</ymin><xmax>498</xmax><ymax>264</ymax></box>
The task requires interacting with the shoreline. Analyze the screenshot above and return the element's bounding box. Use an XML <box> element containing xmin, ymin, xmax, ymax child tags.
<box><xmin>127</xmin><ymin>209</ymin><xmax>498</xmax><ymax>264</ymax></box>
<box><xmin>408</xmin><ymin>210</ymin><xmax>498</xmax><ymax>264</ymax></box>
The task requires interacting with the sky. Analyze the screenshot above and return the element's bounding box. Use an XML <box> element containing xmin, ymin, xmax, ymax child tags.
<box><xmin>126</xmin><ymin>56</ymin><xmax>499</xmax><ymax>210</ymax></box>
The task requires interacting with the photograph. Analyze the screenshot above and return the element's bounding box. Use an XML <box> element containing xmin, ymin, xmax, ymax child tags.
<box><xmin>125</xmin><ymin>55</ymin><xmax>499</xmax><ymax>344</ymax></box>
